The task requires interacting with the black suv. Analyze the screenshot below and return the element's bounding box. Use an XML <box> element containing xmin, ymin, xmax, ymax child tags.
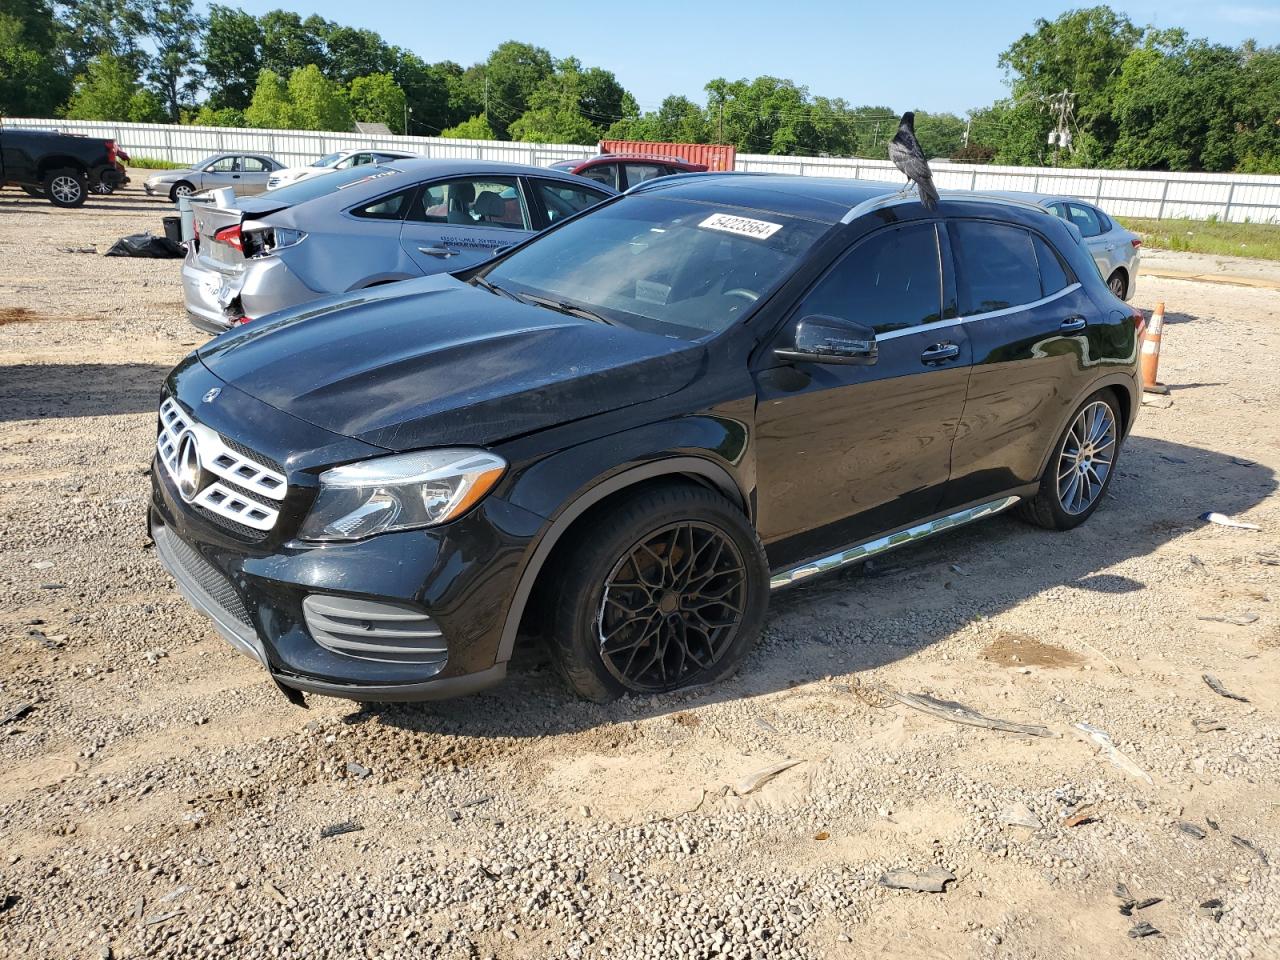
<box><xmin>150</xmin><ymin>174</ymin><xmax>1142</xmax><ymax>704</ymax></box>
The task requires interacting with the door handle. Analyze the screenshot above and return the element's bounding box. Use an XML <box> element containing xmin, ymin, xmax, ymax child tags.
<box><xmin>920</xmin><ymin>342</ymin><xmax>960</xmax><ymax>364</ymax></box>
<box><xmin>418</xmin><ymin>245</ymin><xmax>457</xmax><ymax>258</ymax></box>
<box><xmin>1060</xmin><ymin>316</ymin><xmax>1087</xmax><ymax>332</ymax></box>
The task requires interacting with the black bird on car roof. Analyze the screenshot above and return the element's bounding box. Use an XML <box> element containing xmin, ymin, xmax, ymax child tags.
<box><xmin>888</xmin><ymin>111</ymin><xmax>939</xmax><ymax>211</ymax></box>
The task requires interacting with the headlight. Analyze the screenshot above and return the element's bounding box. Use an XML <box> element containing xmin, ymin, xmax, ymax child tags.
<box><xmin>298</xmin><ymin>449</ymin><xmax>506</xmax><ymax>542</ymax></box>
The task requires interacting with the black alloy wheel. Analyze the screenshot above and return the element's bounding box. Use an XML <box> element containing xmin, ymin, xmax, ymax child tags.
<box><xmin>549</xmin><ymin>482</ymin><xmax>769</xmax><ymax>702</ymax></box>
<box><xmin>597</xmin><ymin>520</ymin><xmax>747</xmax><ymax>692</ymax></box>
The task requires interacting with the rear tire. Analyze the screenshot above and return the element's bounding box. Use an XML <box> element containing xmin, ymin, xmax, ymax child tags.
<box><xmin>1017</xmin><ymin>390</ymin><xmax>1122</xmax><ymax>531</ymax></box>
<box><xmin>43</xmin><ymin>168</ymin><xmax>87</xmax><ymax>208</ymax></box>
<box><xmin>1107</xmin><ymin>269</ymin><xmax>1127</xmax><ymax>299</ymax></box>
<box><xmin>547</xmin><ymin>482</ymin><xmax>769</xmax><ymax>702</ymax></box>
<box><xmin>169</xmin><ymin>181</ymin><xmax>194</xmax><ymax>202</ymax></box>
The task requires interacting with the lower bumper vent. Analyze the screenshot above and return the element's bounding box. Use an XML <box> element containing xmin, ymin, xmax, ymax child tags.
<box><xmin>303</xmin><ymin>595</ymin><xmax>447</xmax><ymax>665</ymax></box>
<box><xmin>156</xmin><ymin>525</ymin><xmax>252</xmax><ymax>629</ymax></box>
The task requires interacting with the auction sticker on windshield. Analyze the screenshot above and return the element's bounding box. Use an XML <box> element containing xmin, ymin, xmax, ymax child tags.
<box><xmin>699</xmin><ymin>213</ymin><xmax>782</xmax><ymax>240</ymax></box>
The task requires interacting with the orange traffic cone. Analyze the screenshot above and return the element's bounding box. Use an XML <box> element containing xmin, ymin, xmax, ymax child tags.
<box><xmin>1141</xmin><ymin>302</ymin><xmax>1168</xmax><ymax>394</ymax></box>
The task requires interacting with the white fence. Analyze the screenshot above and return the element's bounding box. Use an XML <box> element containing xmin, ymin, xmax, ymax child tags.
<box><xmin>9</xmin><ymin>117</ymin><xmax>1280</xmax><ymax>223</ymax></box>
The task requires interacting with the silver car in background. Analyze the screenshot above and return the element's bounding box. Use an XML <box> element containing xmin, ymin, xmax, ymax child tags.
<box><xmin>266</xmin><ymin>149</ymin><xmax>420</xmax><ymax>189</ymax></box>
<box><xmin>181</xmin><ymin>158</ymin><xmax>616</xmax><ymax>333</ymax></box>
<box><xmin>144</xmin><ymin>153</ymin><xmax>285</xmax><ymax>201</ymax></box>
<box><xmin>994</xmin><ymin>192</ymin><xmax>1141</xmax><ymax>299</ymax></box>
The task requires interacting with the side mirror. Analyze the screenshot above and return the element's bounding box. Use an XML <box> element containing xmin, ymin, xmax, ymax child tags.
<box><xmin>775</xmin><ymin>314</ymin><xmax>878</xmax><ymax>365</ymax></box>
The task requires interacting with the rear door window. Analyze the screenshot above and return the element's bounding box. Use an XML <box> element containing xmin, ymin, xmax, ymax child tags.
<box><xmin>410</xmin><ymin>177</ymin><xmax>529</xmax><ymax>230</ymax></box>
<box><xmin>1066</xmin><ymin>203</ymin><xmax>1104</xmax><ymax>238</ymax></box>
<box><xmin>950</xmin><ymin>220</ymin><xmax>1043</xmax><ymax>314</ymax></box>
<box><xmin>798</xmin><ymin>222</ymin><xmax>943</xmax><ymax>335</ymax></box>
<box><xmin>621</xmin><ymin>163</ymin><xmax>666</xmax><ymax>189</ymax></box>
<box><xmin>241</xmin><ymin>156</ymin><xmax>270</xmax><ymax>173</ymax></box>
<box><xmin>579</xmin><ymin>163</ymin><xmax>618</xmax><ymax>190</ymax></box>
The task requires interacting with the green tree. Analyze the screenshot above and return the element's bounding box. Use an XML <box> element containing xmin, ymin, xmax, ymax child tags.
<box><xmin>190</xmin><ymin>104</ymin><xmax>245</xmax><ymax>126</ymax></box>
<box><xmin>1232</xmin><ymin>43</ymin><xmax>1280</xmax><ymax>173</ymax></box>
<box><xmin>64</xmin><ymin>51</ymin><xmax>165</xmax><ymax>121</ymax></box>
<box><xmin>244</xmin><ymin>67</ymin><xmax>292</xmax><ymax>128</ymax></box>
<box><xmin>138</xmin><ymin>0</ymin><xmax>204</xmax><ymax>119</ymax></box>
<box><xmin>440</xmin><ymin>114</ymin><xmax>495</xmax><ymax>139</ymax></box>
<box><xmin>349</xmin><ymin>72</ymin><xmax>406</xmax><ymax>133</ymax></box>
<box><xmin>606</xmin><ymin>94</ymin><xmax>711</xmax><ymax>143</ymax></box>
<box><xmin>475</xmin><ymin>40</ymin><xmax>554</xmax><ymax>137</ymax></box>
<box><xmin>202</xmin><ymin>4</ymin><xmax>262</xmax><ymax>110</ymax></box>
<box><xmin>999</xmin><ymin>6</ymin><xmax>1143</xmax><ymax>165</ymax></box>
<box><xmin>259</xmin><ymin>10</ymin><xmax>324</xmax><ymax>78</ymax></box>
<box><xmin>54</xmin><ymin>0</ymin><xmax>146</xmax><ymax>77</ymax></box>
<box><xmin>0</xmin><ymin>0</ymin><xmax>69</xmax><ymax>115</ymax></box>
<box><xmin>912</xmin><ymin>111</ymin><xmax>967</xmax><ymax>160</ymax></box>
<box><xmin>287</xmin><ymin>63</ymin><xmax>351</xmax><ymax>130</ymax></box>
<box><xmin>390</xmin><ymin>52</ymin><xmax>453</xmax><ymax>134</ymax></box>
<box><xmin>319</xmin><ymin>23</ymin><xmax>393</xmax><ymax>83</ymax></box>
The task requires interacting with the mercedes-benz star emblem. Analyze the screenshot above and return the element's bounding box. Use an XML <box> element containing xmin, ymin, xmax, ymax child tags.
<box><xmin>202</xmin><ymin>387</ymin><xmax>221</xmax><ymax>403</ymax></box>
<box><xmin>176</xmin><ymin>433</ymin><xmax>202</xmax><ymax>503</ymax></box>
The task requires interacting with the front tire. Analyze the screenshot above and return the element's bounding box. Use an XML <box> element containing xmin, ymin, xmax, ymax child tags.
<box><xmin>169</xmin><ymin>181</ymin><xmax>194</xmax><ymax>202</ymax></box>
<box><xmin>44</xmin><ymin>168</ymin><xmax>87</xmax><ymax>208</ymax></box>
<box><xmin>548</xmin><ymin>482</ymin><xmax>769</xmax><ymax>702</ymax></box>
<box><xmin>1017</xmin><ymin>390</ymin><xmax>1122</xmax><ymax>530</ymax></box>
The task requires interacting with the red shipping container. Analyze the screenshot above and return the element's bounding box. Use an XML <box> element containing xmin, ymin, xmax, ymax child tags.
<box><xmin>599</xmin><ymin>140</ymin><xmax>737</xmax><ymax>172</ymax></box>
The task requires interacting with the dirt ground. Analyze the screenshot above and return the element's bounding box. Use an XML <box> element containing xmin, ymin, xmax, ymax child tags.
<box><xmin>1</xmin><ymin>179</ymin><xmax>1278</xmax><ymax>960</ymax></box>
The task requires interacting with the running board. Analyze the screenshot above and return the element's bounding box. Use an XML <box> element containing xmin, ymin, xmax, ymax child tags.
<box><xmin>769</xmin><ymin>496</ymin><xmax>1021</xmax><ymax>590</ymax></box>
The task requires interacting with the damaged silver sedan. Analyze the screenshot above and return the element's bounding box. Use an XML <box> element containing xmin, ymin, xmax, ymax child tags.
<box><xmin>181</xmin><ymin>158</ymin><xmax>616</xmax><ymax>334</ymax></box>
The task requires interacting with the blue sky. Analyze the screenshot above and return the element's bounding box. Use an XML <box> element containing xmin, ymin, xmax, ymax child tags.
<box><xmin>227</xmin><ymin>0</ymin><xmax>1280</xmax><ymax>115</ymax></box>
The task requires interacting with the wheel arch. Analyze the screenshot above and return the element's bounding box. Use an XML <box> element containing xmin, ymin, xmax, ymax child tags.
<box><xmin>1033</xmin><ymin>374</ymin><xmax>1138</xmax><ymax>480</ymax></box>
<box><xmin>495</xmin><ymin>456</ymin><xmax>746</xmax><ymax>663</ymax></box>
<box><xmin>37</xmin><ymin>156</ymin><xmax>88</xmax><ymax>180</ymax></box>
<box><xmin>1107</xmin><ymin>265</ymin><xmax>1130</xmax><ymax>298</ymax></box>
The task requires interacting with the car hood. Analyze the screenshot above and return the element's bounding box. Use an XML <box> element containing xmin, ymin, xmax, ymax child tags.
<box><xmin>197</xmin><ymin>275</ymin><xmax>707</xmax><ymax>451</ymax></box>
<box><xmin>146</xmin><ymin>169</ymin><xmax>192</xmax><ymax>182</ymax></box>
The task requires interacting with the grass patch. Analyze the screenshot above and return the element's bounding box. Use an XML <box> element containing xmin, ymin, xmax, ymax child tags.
<box><xmin>1122</xmin><ymin>217</ymin><xmax>1280</xmax><ymax>261</ymax></box>
<box><xmin>126</xmin><ymin>156</ymin><xmax>186</xmax><ymax>170</ymax></box>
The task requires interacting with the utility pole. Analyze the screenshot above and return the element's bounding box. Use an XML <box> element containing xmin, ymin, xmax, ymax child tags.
<box><xmin>962</xmin><ymin>117</ymin><xmax>971</xmax><ymax>149</ymax></box>
<box><xmin>483</xmin><ymin>77</ymin><xmax>490</xmax><ymax>124</ymax></box>
<box><xmin>1047</xmin><ymin>88</ymin><xmax>1075</xmax><ymax>166</ymax></box>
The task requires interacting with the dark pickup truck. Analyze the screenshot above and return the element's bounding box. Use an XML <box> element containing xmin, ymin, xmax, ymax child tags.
<box><xmin>0</xmin><ymin>128</ymin><xmax>126</xmax><ymax>207</ymax></box>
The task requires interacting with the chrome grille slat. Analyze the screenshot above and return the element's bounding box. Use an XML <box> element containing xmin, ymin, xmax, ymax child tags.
<box><xmin>157</xmin><ymin>397</ymin><xmax>288</xmax><ymax>533</ymax></box>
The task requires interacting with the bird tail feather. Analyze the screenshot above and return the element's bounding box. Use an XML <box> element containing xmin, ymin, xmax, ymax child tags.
<box><xmin>919</xmin><ymin>177</ymin><xmax>939</xmax><ymax>211</ymax></box>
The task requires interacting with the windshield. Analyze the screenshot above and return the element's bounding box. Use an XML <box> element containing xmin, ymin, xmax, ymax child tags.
<box><xmin>312</xmin><ymin>152</ymin><xmax>343</xmax><ymax>168</ymax></box>
<box><xmin>482</xmin><ymin>196</ymin><xmax>828</xmax><ymax>339</ymax></box>
<box><xmin>260</xmin><ymin>165</ymin><xmax>403</xmax><ymax>203</ymax></box>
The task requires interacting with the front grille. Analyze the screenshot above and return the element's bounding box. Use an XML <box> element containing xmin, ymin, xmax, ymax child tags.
<box><xmin>159</xmin><ymin>526</ymin><xmax>252</xmax><ymax>628</ymax></box>
<box><xmin>303</xmin><ymin>595</ymin><xmax>447</xmax><ymax>665</ymax></box>
<box><xmin>157</xmin><ymin>397</ymin><xmax>287</xmax><ymax>534</ymax></box>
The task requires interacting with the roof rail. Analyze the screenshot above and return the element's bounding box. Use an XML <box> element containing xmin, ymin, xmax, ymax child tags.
<box><xmin>841</xmin><ymin>189</ymin><xmax>1052</xmax><ymax>224</ymax></box>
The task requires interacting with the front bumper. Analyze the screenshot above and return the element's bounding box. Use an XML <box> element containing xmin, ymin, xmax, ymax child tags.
<box><xmin>147</xmin><ymin>377</ymin><xmax>545</xmax><ymax>702</ymax></box>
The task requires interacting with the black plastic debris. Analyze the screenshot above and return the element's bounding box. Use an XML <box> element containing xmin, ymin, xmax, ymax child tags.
<box><xmin>319</xmin><ymin>821</ymin><xmax>362</xmax><ymax>839</ymax></box>
<box><xmin>1203</xmin><ymin>674</ymin><xmax>1249</xmax><ymax>703</ymax></box>
<box><xmin>1198</xmin><ymin>899</ymin><xmax>1224</xmax><ymax>922</ymax></box>
<box><xmin>1128</xmin><ymin>921</ymin><xmax>1159</xmax><ymax>938</ymax></box>
<box><xmin>104</xmin><ymin>233</ymin><xmax>185</xmax><ymax>259</ymax></box>
<box><xmin>1230</xmin><ymin>835</ymin><xmax>1268</xmax><ymax>865</ymax></box>
<box><xmin>1177</xmin><ymin>822</ymin><xmax>1207</xmax><ymax>840</ymax></box>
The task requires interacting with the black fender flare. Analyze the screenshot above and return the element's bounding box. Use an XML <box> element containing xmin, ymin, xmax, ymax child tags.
<box><xmin>494</xmin><ymin>456</ymin><xmax>745</xmax><ymax>662</ymax></box>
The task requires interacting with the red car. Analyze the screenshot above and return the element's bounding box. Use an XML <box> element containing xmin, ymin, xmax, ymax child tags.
<box><xmin>549</xmin><ymin>154</ymin><xmax>707</xmax><ymax>191</ymax></box>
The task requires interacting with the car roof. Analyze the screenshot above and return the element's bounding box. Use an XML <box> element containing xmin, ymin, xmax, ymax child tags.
<box><xmin>630</xmin><ymin>173</ymin><xmax>905</xmax><ymax>223</ymax></box>
<box><xmin>986</xmin><ymin>190</ymin><xmax>1099</xmax><ymax>208</ymax></box>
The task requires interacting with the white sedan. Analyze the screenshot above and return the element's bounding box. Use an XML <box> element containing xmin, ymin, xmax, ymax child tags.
<box><xmin>266</xmin><ymin>148</ymin><xmax>420</xmax><ymax>190</ymax></box>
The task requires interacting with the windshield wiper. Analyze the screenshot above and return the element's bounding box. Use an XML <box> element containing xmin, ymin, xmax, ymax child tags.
<box><xmin>470</xmin><ymin>275</ymin><xmax>520</xmax><ymax>302</ymax></box>
<box><xmin>515</xmin><ymin>292</ymin><xmax>614</xmax><ymax>325</ymax></box>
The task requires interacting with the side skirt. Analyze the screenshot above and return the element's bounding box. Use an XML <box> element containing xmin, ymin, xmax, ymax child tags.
<box><xmin>769</xmin><ymin>495</ymin><xmax>1021</xmax><ymax>590</ymax></box>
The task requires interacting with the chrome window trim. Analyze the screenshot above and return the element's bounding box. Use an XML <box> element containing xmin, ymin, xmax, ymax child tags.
<box><xmin>769</xmin><ymin>496</ymin><xmax>1021</xmax><ymax>590</ymax></box>
<box><xmin>875</xmin><ymin>282</ymin><xmax>1081</xmax><ymax>341</ymax></box>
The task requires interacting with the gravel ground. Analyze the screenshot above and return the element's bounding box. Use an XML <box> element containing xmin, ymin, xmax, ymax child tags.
<box><xmin>1</xmin><ymin>180</ymin><xmax>1278</xmax><ymax>960</ymax></box>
